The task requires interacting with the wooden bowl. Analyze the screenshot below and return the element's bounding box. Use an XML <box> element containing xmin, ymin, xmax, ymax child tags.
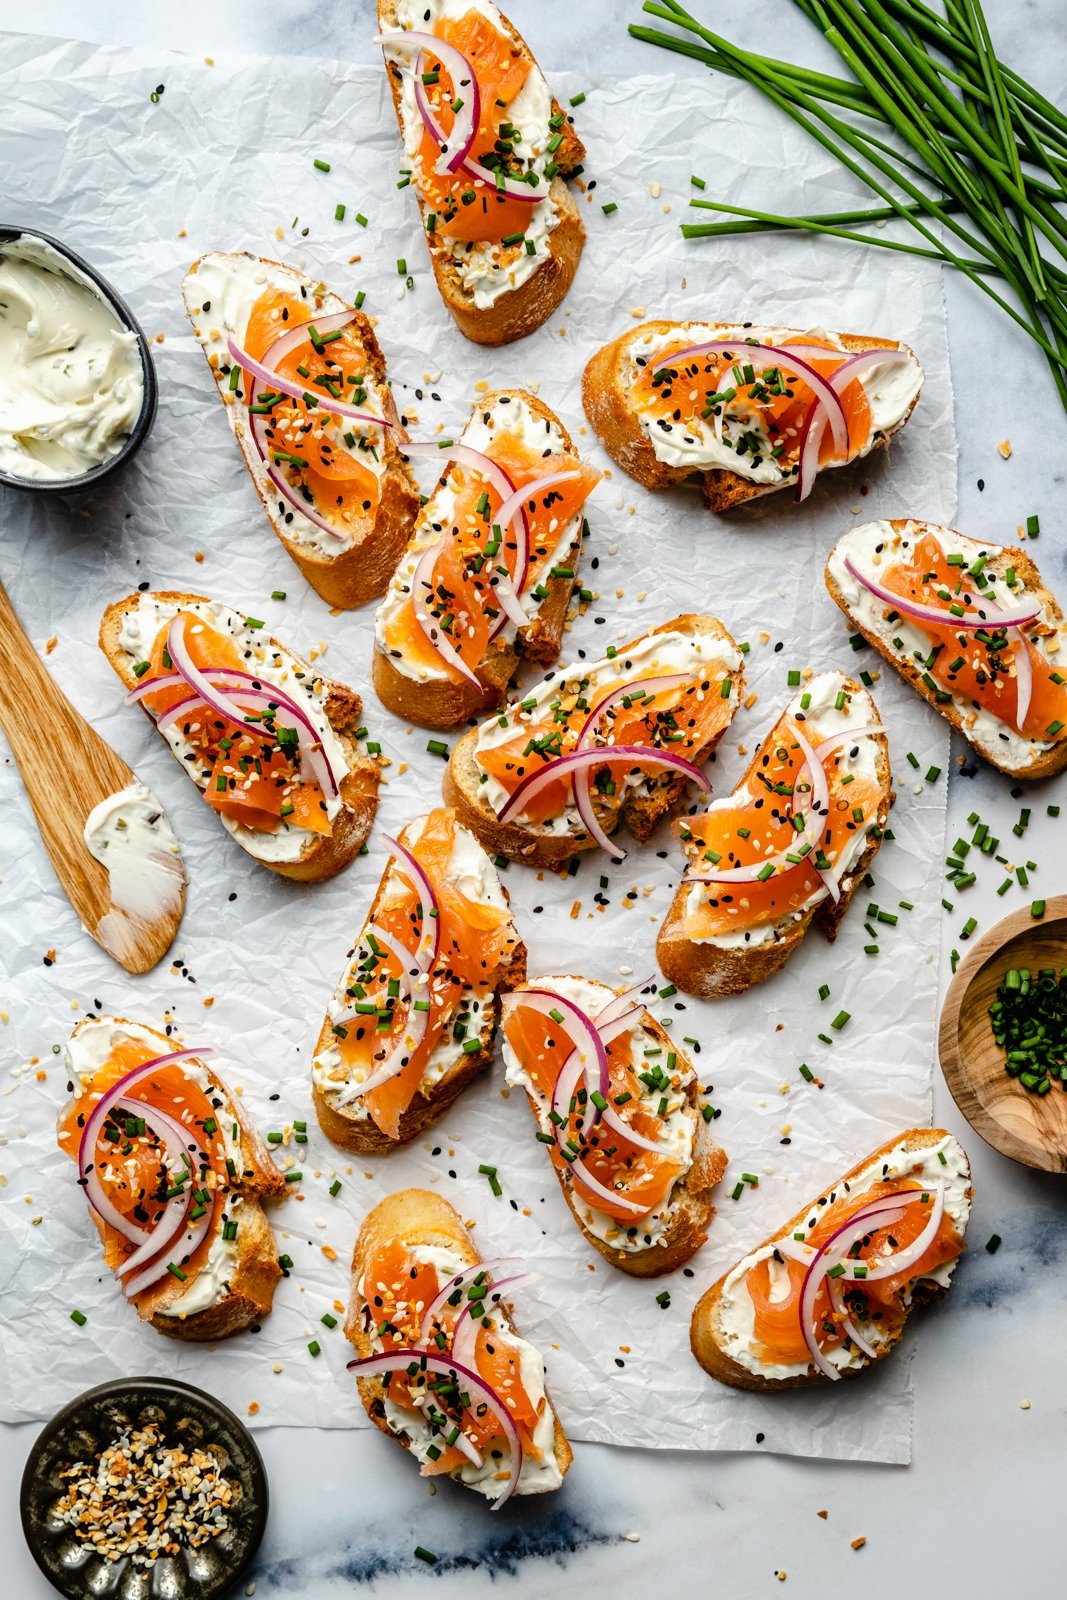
<box><xmin>939</xmin><ymin>896</ymin><xmax>1067</xmax><ymax>1173</ymax></box>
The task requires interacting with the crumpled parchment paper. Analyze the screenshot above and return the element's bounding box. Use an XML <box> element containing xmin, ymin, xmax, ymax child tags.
<box><xmin>0</xmin><ymin>31</ymin><xmax>956</xmax><ymax>1463</ymax></box>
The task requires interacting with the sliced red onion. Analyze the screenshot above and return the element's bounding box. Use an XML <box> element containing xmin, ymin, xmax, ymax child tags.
<box><xmin>449</xmin><ymin>1271</ymin><xmax>531</xmax><ymax>1371</ymax></box>
<box><xmin>411</xmin><ymin>540</ymin><xmax>484</xmax><ymax>692</ymax></box>
<box><xmin>488</xmin><ymin>470</ymin><xmax>579</xmax><ymax>601</ymax></box>
<box><xmin>495</xmin><ymin>744</ymin><xmax>711</xmax><ymax>826</ymax></box>
<box><xmin>1010</xmin><ymin>628</ymin><xmax>1033</xmax><ymax>731</ymax></box>
<box><xmin>797</xmin><ymin>1187</ymin><xmax>944</xmax><ymax>1380</ymax></box>
<box><xmin>347</xmin><ymin>1350</ymin><xmax>523</xmax><ymax>1508</ymax></box>
<box><xmin>575</xmin><ymin>674</ymin><xmax>690</xmax><ymax>751</ymax></box>
<box><xmin>593</xmin><ymin>978</ymin><xmax>655</xmax><ymax>1029</ymax></box>
<box><xmin>790</xmin><ymin>720</ymin><xmax>840</xmax><ymax>905</ymax></box>
<box><xmin>402</xmin><ymin>442</ymin><xmax>527</xmax><ymax>552</ymax></box>
<box><xmin>77</xmin><ymin>1049</ymin><xmax>211</xmax><ymax>1243</ymax></box>
<box><xmin>266</xmin><ymin>462</ymin><xmax>349</xmax><ymax>544</ymax></box>
<box><xmin>166</xmin><ymin>616</ymin><xmax>340</xmax><ymax>800</ymax></box>
<box><xmin>827</xmin><ymin>347</ymin><xmax>911</xmax><ymax>391</ymax></box>
<box><xmin>123</xmin><ymin>1201</ymin><xmax>215</xmax><ymax>1301</ymax></box>
<box><xmin>842</xmin><ymin>554</ymin><xmax>1040</xmax><ymax>631</ymax></box>
<box><xmin>226</xmin><ymin>334</ymin><xmax>387</xmax><ymax>427</ymax></box>
<box><xmin>112</xmin><ymin>1097</ymin><xmax>208</xmax><ymax>1284</ymax></box>
<box><xmin>334</xmin><ymin>923</ymin><xmax>431</xmax><ymax>1104</ymax></box>
<box><xmin>813</xmin><ymin>723</ymin><xmax>883</xmax><ymax>762</ymax></box>
<box><xmin>504</xmin><ymin>989</ymin><xmax>609</xmax><ymax>1104</ymax></box>
<box><xmin>418</xmin><ymin>1258</ymin><xmax>518</xmax><ymax>1346</ymax></box>
<box><xmin>650</xmin><ymin>340</ymin><xmax>848</xmax><ymax>456</ymax></box>
<box><xmin>834</xmin><ymin>1184</ymin><xmax>945</xmax><ymax>1284</ymax></box>
<box><xmin>794</xmin><ymin>399</ymin><xmax>826</xmax><ymax>504</ymax></box>
<box><xmin>382</xmin><ymin>831</ymin><xmax>441</xmax><ymax>971</ymax></box>
<box><xmin>407</xmin><ymin>37</ymin><xmax>480</xmax><ymax>176</ymax></box>
<box><xmin>828</xmin><ymin>1276</ymin><xmax>880</xmax><ymax>1360</ymax></box>
<box><xmin>573</xmin><ymin>772</ymin><xmax>623</xmax><ymax>861</ymax></box>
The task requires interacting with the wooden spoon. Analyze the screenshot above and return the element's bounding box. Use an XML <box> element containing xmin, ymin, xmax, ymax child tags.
<box><xmin>938</xmin><ymin>896</ymin><xmax>1067</xmax><ymax>1173</ymax></box>
<box><xmin>0</xmin><ymin>582</ymin><xmax>185</xmax><ymax>973</ymax></box>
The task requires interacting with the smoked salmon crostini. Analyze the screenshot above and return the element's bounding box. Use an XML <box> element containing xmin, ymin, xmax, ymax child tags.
<box><xmin>827</xmin><ymin>519</ymin><xmax>1067</xmax><ymax>780</ymax></box>
<box><xmin>182</xmin><ymin>252</ymin><xmax>419</xmax><ymax>609</ymax></box>
<box><xmin>582</xmin><ymin>319</ymin><xmax>923</xmax><ymax>510</ymax></box>
<box><xmin>100</xmin><ymin>591</ymin><xmax>381</xmax><ymax>883</ymax></box>
<box><xmin>311</xmin><ymin>807</ymin><xmax>526</xmax><ymax>1153</ymax></box>
<box><xmin>690</xmin><ymin>1129</ymin><xmax>972</xmax><ymax>1391</ymax></box>
<box><xmin>372</xmin><ymin>389</ymin><xmax>600</xmax><ymax>729</ymax></box>
<box><xmin>346</xmin><ymin>1189</ymin><xmax>572</xmax><ymax>1504</ymax></box>
<box><xmin>56</xmin><ymin>1016</ymin><xmax>286</xmax><ymax>1341</ymax></box>
<box><xmin>443</xmin><ymin>614</ymin><xmax>746</xmax><ymax>868</ymax></box>
<box><xmin>500</xmin><ymin>975</ymin><xmax>727</xmax><ymax>1276</ymax></box>
<box><xmin>657</xmin><ymin>671</ymin><xmax>892</xmax><ymax>999</ymax></box>
<box><xmin>377</xmin><ymin>0</ymin><xmax>586</xmax><ymax>344</ymax></box>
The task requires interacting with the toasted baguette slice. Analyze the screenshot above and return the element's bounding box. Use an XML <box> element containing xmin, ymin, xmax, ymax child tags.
<box><xmin>378</xmin><ymin>1</ymin><xmax>585</xmax><ymax>345</ymax></box>
<box><xmin>583</xmin><ymin>319</ymin><xmax>923</xmax><ymax>510</ymax></box>
<box><xmin>690</xmin><ymin>1129</ymin><xmax>973</xmax><ymax>1390</ymax></box>
<box><xmin>827</xmin><ymin>518</ymin><xmax>1067</xmax><ymax>780</ymax></box>
<box><xmin>443</xmin><ymin>613</ymin><xmax>745</xmax><ymax>868</ymax></box>
<box><xmin>346</xmin><ymin>1189</ymin><xmax>572</xmax><ymax>1498</ymax></box>
<box><xmin>312</xmin><ymin>808</ymin><xmax>526</xmax><ymax>1153</ymax></box>
<box><xmin>57</xmin><ymin>1016</ymin><xmax>287</xmax><ymax>1342</ymax></box>
<box><xmin>100</xmin><ymin>590</ymin><xmax>380</xmax><ymax>882</ymax></box>
<box><xmin>372</xmin><ymin>389</ymin><xmax>595</xmax><ymax>729</ymax></box>
<box><xmin>500</xmin><ymin>976</ymin><xmax>728</xmax><ymax>1276</ymax></box>
<box><xmin>657</xmin><ymin>671</ymin><xmax>891</xmax><ymax>999</ymax></box>
<box><xmin>181</xmin><ymin>251</ymin><xmax>418</xmax><ymax>609</ymax></box>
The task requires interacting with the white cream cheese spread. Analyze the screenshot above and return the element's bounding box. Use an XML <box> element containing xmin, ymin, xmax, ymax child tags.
<box><xmin>313</xmin><ymin>815</ymin><xmax>509</xmax><ymax>1115</ymax></box>
<box><xmin>681</xmin><ymin>670</ymin><xmax>884</xmax><ymax>950</ymax></box>
<box><xmin>374</xmin><ymin>392</ymin><xmax>581</xmax><ymax>684</ymax></box>
<box><xmin>501</xmin><ymin>974</ymin><xmax>699</xmax><ymax>1251</ymax></box>
<box><xmin>714</xmin><ymin>1133</ymin><xmax>971</xmax><ymax>1380</ymax></box>
<box><xmin>828</xmin><ymin>518</ymin><xmax>1064</xmax><ymax>771</ymax></box>
<box><xmin>117</xmin><ymin>594</ymin><xmax>350</xmax><ymax>864</ymax></box>
<box><xmin>83</xmin><ymin>782</ymin><xmax>184</xmax><ymax>965</ymax></box>
<box><xmin>0</xmin><ymin>235</ymin><xmax>144</xmax><ymax>483</ymax></box>
<box><xmin>387</xmin><ymin>0</ymin><xmax>560</xmax><ymax>310</ymax></box>
<box><xmin>626</xmin><ymin>322</ymin><xmax>923</xmax><ymax>483</ymax></box>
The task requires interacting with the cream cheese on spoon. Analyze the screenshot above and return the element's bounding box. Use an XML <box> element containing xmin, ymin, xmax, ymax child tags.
<box><xmin>0</xmin><ymin>235</ymin><xmax>144</xmax><ymax>482</ymax></box>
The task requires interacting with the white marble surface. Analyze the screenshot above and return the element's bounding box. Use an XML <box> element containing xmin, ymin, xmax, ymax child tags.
<box><xmin>1</xmin><ymin>0</ymin><xmax>1065</xmax><ymax>1593</ymax></box>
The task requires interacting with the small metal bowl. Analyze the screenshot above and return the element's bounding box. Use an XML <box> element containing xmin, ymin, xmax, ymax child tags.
<box><xmin>0</xmin><ymin>225</ymin><xmax>158</xmax><ymax>494</ymax></box>
<box><xmin>20</xmin><ymin>1377</ymin><xmax>268</xmax><ymax>1600</ymax></box>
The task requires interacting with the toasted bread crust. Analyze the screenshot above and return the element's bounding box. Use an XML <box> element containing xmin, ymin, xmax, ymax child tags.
<box><xmin>63</xmin><ymin>1016</ymin><xmax>286</xmax><ymax>1342</ymax></box>
<box><xmin>371</xmin><ymin>390</ymin><xmax>586</xmax><ymax>729</ymax></box>
<box><xmin>182</xmin><ymin>252</ymin><xmax>419</xmax><ymax>608</ymax></box>
<box><xmin>825</xmin><ymin>519</ymin><xmax>1067</xmax><ymax>780</ymax></box>
<box><xmin>346</xmin><ymin>1189</ymin><xmax>573</xmax><ymax>1488</ymax></box>
<box><xmin>442</xmin><ymin>613</ymin><xmax>744</xmax><ymax>867</ymax></box>
<box><xmin>313</xmin><ymin>927</ymin><xmax>528</xmax><ymax>1154</ymax></box>
<box><xmin>507</xmin><ymin>983</ymin><xmax>727</xmax><ymax>1276</ymax></box>
<box><xmin>99</xmin><ymin>591</ymin><xmax>380</xmax><ymax>882</ymax></box>
<box><xmin>690</xmin><ymin>1128</ymin><xmax>972</xmax><ymax>1390</ymax></box>
<box><xmin>582</xmin><ymin>321</ymin><xmax>922</xmax><ymax>509</ymax></box>
<box><xmin>656</xmin><ymin>677</ymin><xmax>892</xmax><ymax>998</ymax></box>
<box><xmin>378</xmin><ymin>0</ymin><xmax>585</xmax><ymax>345</ymax></box>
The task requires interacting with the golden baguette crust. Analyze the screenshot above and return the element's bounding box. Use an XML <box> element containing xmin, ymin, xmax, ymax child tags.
<box><xmin>825</xmin><ymin>519</ymin><xmax>1067</xmax><ymax>780</ymax></box>
<box><xmin>62</xmin><ymin>1016</ymin><xmax>286</xmax><ymax>1342</ymax></box>
<box><xmin>656</xmin><ymin>677</ymin><xmax>892</xmax><ymax>999</ymax></box>
<box><xmin>182</xmin><ymin>252</ymin><xmax>419</xmax><ymax>609</ymax></box>
<box><xmin>505</xmin><ymin>980</ymin><xmax>727</xmax><ymax>1276</ymax></box>
<box><xmin>377</xmin><ymin>0</ymin><xmax>585</xmax><ymax>345</ymax></box>
<box><xmin>690</xmin><ymin>1128</ymin><xmax>972</xmax><ymax>1390</ymax></box>
<box><xmin>371</xmin><ymin>390</ymin><xmax>586</xmax><ymax>729</ymax></box>
<box><xmin>582</xmin><ymin>321</ymin><xmax>922</xmax><ymax>509</ymax></box>
<box><xmin>99</xmin><ymin>591</ymin><xmax>380</xmax><ymax>883</ymax></box>
<box><xmin>442</xmin><ymin>613</ymin><xmax>744</xmax><ymax>867</ymax></box>
<box><xmin>312</xmin><ymin>831</ymin><xmax>527</xmax><ymax>1152</ymax></box>
<box><xmin>345</xmin><ymin>1189</ymin><xmax>573</xmax><ymax>1489</ymax></box>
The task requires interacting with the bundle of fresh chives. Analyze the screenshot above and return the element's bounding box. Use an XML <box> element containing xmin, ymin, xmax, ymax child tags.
<box><xmin>629</xmin><ymin>0</ymin><xmax>1067</xmax><ymax>410</ymax></box>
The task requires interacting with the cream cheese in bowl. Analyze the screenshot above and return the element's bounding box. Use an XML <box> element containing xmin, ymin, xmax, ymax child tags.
<box><xmin>0</xmin><ymin>230</ymin><xmax>154</xmax><ymax>488</ymax></box>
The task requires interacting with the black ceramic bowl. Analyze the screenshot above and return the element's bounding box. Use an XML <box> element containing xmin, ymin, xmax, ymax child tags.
<box><xmin>20</xmin><ymin>1377</ymin><xmax>268</xmax><ymax>1600</ymax></box>
<box><xmin>0</xmin><ymin>225</ymin><xmax>158</xmax><ymax>494</ymax></box>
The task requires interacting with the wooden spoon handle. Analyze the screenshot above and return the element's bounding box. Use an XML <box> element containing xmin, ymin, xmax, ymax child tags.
<box><xmin>0</xmin><ymin>582</ymin><xmax>184</xmax><ymax>972</ymax></box>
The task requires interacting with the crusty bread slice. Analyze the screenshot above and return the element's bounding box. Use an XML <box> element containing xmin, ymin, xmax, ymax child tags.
<box><xmin>100</xmin><ymin>591</ymin><xmax>380</xmax><ymax>883</ymax></box>
<box><xmin>442</xmin><ymin>613</ymin><xmax>744</xmax><ymax>867</ymax></box>
<box><xmin>503</xmin><ymin>978</ymin><xmax>728</xmax><ymax>1277</ymax></box>
<box><xmin>582</xmin><ymin>320</ymin><xmax>922</xmax><ymax>510</ymax></box>
<box><xmin>378</xmin><ymin>0</ymin><xmax>585</xmax><ymax>346</ymax></box>
<box><xmin>60</xmin><ymin>1016</ymin><xmax>287</xmax><ymax>1342</ymax></box>
<box><xmin>690</xmin><ymin>1128</ymin><xmax>972</xmax><ymax>1390</ymax></box>
<box><xmin>826</xmin><ymin>518</ymin><xmax>1067</xmax><ymax>781</ymax></box>
<box><xmin>312</xmin><ymin>817</ymin><xmax>527</xmax><ymax>1153</ymax></box>
<box><xmin>656</xmin><ymin>675</ymin><xmax>892</xmax><ymax>999</ymax></box>
<box><xmin>372</xmin><ymin>389</ymin><xmax>587</xmax><ymax>730</ymax></box>
<box><xmin>345</xmin><ymin>1188</ymin><xmax>572</xmax><ymax>1491</ymax></box>
<box><xmin>182</xmin><ymin>251</ymin><xmax>419</xmax><ymax>609</ymax></box>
